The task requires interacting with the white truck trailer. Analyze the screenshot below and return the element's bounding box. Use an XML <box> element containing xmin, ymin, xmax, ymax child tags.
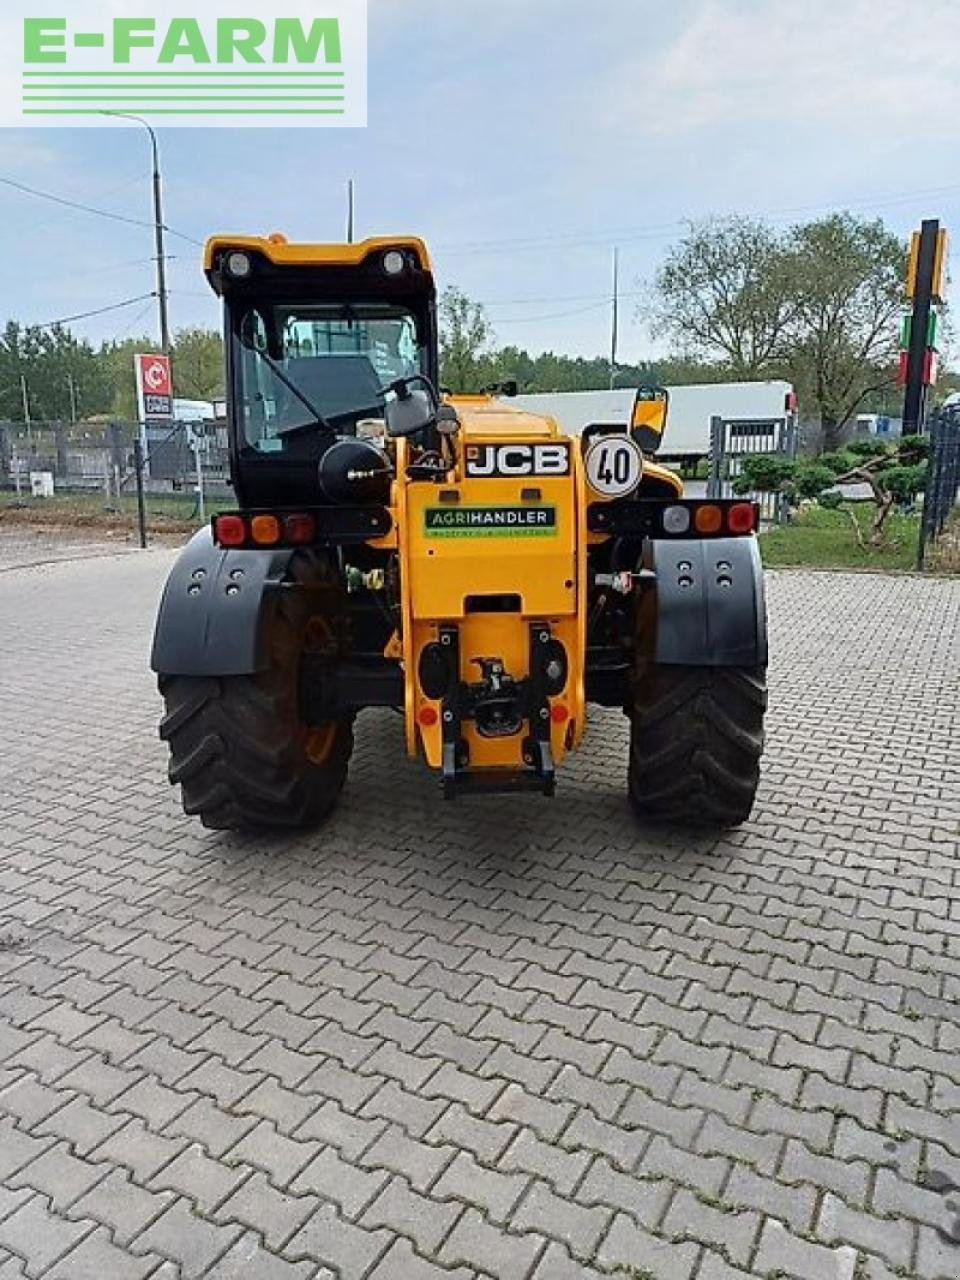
<box><xmin>509</xmin><ymin>381</ymin><xmax>796</xmax><ymax>463</ymax></box>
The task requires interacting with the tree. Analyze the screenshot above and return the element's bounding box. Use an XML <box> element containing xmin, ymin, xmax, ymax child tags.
<box><xmin>652</xmin><ymin>217</ymin><xmax>798</xmax><ymax>378</ymax></box>
<box><xmin>0</xmin><ymin>322</ymin><xmax>111</xmax><ymax>422</ymax></box>
<box><xmin>782</xmin><ymin>214</ymin><xmax>904</xmax><ymax>451</ymax></box>
<box><xmin>439</xmin><ymin>287</ymin><xmax>493</xmax><ymax>392</ymax></box>
<box><xmin>98</xmin><ymin>335</ymin><xmax>156</xmax><ymax>419</ymax></box>
<box><xmin>171</xmin><ymin>328</ymin><xmax>224</xmax><ymax>401</ymax></box>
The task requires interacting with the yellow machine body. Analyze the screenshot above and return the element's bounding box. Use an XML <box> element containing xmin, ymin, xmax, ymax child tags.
<box><xmin>376</xmin><ymin>395</ymin><xmax>682</xmax><ymax>778</ymax></box>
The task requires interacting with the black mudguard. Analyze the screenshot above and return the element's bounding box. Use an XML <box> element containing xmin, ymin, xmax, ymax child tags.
<box><xmin>648</xmin><ymin>535</ymin><xmax>767</xmax><ymax>667</ymax></box>
<box><xmin>150</xmin><ymin>527</ymin><xmax>296</xmax><ymax>677</ymax></box>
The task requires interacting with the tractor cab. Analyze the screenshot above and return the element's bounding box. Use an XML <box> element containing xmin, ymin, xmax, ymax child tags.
<box><xmin>206</xmin><ymin>234</ymin><xmax>438</xmax><ymax>508</ymax></box>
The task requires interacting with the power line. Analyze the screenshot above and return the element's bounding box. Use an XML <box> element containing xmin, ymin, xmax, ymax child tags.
<box><xmin>482</xmin><ymin>288</ymin><xmax>645</xmax><ymax>310</ymax></box>
<box><xmin>37</xmin><ymin>292</ymin><xmax>157</xmax><ymax>328</ymax></box>
<box><xmin>436</xmin><ymin>181</ymin><xmax>960</xmax><ymax>256</ymax></box>
<box><xmin>106</xmin><ymin>297</ymin><xmax>160</xmax><ymax>344</ymax></box>
<box><xmin>0</xmin><ymin>173</ymin><xmax>203</xmax><ymax>246</ymax></box>
<box><xmin>487</xmin><ymin>298</ymin><xmax>615</xmax><ymax>325</ymax></box>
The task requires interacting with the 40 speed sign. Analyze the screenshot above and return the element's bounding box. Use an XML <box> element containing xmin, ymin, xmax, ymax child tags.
<box><xmin>583</xmin><ymin>433</ymin><xmax>644</xmax><ymax>498</ymax></box>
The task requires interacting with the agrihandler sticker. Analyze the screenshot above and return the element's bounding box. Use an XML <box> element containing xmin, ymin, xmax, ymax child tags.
<box><xmin>424</xmin><ymin>505</ymin><xmax>557</xmax><ymax>538</ymax></box>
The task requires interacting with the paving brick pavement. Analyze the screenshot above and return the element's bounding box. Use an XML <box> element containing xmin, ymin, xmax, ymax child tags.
<box><xmin>0</xmin><ymin>541</ymin><xmax>958</xmax><ymax>1279</ymax></box>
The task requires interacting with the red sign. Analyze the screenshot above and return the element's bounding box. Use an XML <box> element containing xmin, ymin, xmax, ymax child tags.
<box><xmin>134</xmin><ymin>353</ymin><xmax>173</xmax><ymax>420</ymax></box>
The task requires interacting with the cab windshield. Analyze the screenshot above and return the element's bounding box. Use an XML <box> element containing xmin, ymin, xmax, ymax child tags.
<box><xmin>234</xmin><ymin>301</ymin><xmax>425</xmax><ymax>452</ymax></box>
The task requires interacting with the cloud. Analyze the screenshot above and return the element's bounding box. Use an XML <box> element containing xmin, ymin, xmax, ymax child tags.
<box><xmin>606</xmin><ymin>0</ymin><xmax>960</xmax><ymax>140</ymax></box>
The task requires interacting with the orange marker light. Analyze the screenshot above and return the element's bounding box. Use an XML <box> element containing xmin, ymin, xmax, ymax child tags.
<box><xmin>694</xmin><ymin>504</ymin><xmax>723</xmax><ymax>534</ymax></box>
<box><xmin>250</xmin><ymin>514</ymin><xmax>281</xmax><ymax>545</ymax></box>
<box><xmin>215</xmin><ymin>514</ymin><xmax>246</xmax><ymax>546</ymax></box>
<box><xmin>418</xmin><ymin>705</ymin><xmax>438</xmax><ymax>727</ymax></box>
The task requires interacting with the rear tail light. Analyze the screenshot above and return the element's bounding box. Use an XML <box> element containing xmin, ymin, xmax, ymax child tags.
<box><xmin>215</xmin><ymin>514</ymin><xmax>246</xmax><ymax>547</ymax></box>
<box><xmin>283</xmin><ymin>513</ymin><xmax>316</xmax><ymax>544</ymax></box>
<box><xmin>214</xmin><ymin>511</ymin><xmax>319</xmax><ymax>549</ymax></box>
<box><xmin>250</xmin><ymin>514</ymin><xmax>281</xmax><ymax>545</ymax></box>
<box><xmin>727</xmin><ymin>502</ymin><xmax>757</xmax><ymax>534</ymax></box>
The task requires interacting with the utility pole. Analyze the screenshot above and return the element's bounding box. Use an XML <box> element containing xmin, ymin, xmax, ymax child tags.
<box><xmin>20</xmin><ymin>374</ymin><xmax>32</xmax><ymax>450</ymax></box>
<box><xmin>66</xmin><ymin>373</ymin><xmax>78</xmax><ymax>424</ymax></box>
<box><xmin>608</xmin><ymin>247</ymin><xmax>619</xmax><ymax>390</ymax></box>
<box><xmin>102</xmin><ymin>112</ymin><xmax>170</xmax><ymax>354</ymax></box>
<box><xmin>346</xmin><ymin>179</ymin><xmax>355</xmax><ymax>243</ymax></box>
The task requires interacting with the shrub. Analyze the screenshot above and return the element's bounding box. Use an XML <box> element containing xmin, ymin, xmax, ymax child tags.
<box><xmin>819</xmin><ymin>451</ymin><xmax>857</xmax><ymax>475</ymax></box>
<box><xmin>736</xmin><ymin>453</ymin><xmax>797</xmax><ymax>491</ymax></box>
<box><xmin>875</xmin><ymin>463</ymin><xmax>927</xmax><ymax>503</ymax></box>
<box><xmin>846</xmin><ymin>438</ymin><xmax>892</xmax><ymax>459</ymax></box>
<box><xmin>790</xmin><ymin>463</ymin><xmax>836</xmax><ymax>499</ymax></box>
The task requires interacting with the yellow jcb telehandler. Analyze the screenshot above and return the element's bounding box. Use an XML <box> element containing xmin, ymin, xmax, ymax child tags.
<box><xmin>152</xmin><ymin>235</ymin><xmax>766</xmax><ymax>829</ymax></box>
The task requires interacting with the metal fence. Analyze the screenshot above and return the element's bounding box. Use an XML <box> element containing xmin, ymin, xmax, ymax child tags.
<box><xmin>918</xmin><ymin>405</ymin><xmax>960</xmax><ymax>569</ymax></box>
<box><xmin>0</xmin><ymin>419</ymin><xmax>232</xmax><ymax>497</ymax></box>
<box><xmin>706</xmin><ymin>413</ymin><xmax>798</xmax><ymax>523</ymax></box>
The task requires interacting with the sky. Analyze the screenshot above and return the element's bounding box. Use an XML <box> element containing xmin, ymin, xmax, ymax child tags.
<box><xmin>1</xmin><ymin>0</ymin><xmax>958</xmax><ymax>361</ymax></box>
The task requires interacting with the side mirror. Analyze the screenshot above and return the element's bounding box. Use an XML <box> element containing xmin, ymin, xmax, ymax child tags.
<box><xmin>630</xmin><ymin>385</ymin><xmax>669</xmax><ymax>453</ymax></box>
<box><xmin>384</xmin><ymin>388</ymin><xmax>435</xmax><ymax>438</ymax></box>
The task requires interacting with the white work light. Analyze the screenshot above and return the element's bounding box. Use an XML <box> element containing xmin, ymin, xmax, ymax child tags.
<box><xmin>382</xmin><ymin>249</ymin><xmax>406</xmax><ymax>276</ymax></box>
<box><xmin>662</xmin><ymin>505</ymin><xmax>691</xmax><ymax>534</ymax></box>
<box><xmin>225</xmin><ymin>251</ymin><xmax>252</xmax><ymax>279</ymax></box>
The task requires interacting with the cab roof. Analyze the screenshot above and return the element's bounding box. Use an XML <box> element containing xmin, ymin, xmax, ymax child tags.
<box><xmin>203</xmin><ymin>234</ymin><xmax>433</xmax><ymax>293</ymax></box>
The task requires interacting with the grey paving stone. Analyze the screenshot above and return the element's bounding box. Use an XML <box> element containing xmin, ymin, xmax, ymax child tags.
<box><xmin>132</xmin><ymin>1198</ymin><xmax>242</xmax><ymax>1278</ymax></box>
<box><xmin>204</xmin><ymin>1229</ymin><xmax>317</xmax><ymax>1279</ymax></box>
<box><xmin>3</xmin><ymin>545</ymin><xmax>960</xmax><ymax>1280</ymax></box>
<box><xmin>0</xmin><ymin>1195</ymin><xmax>93</xmax><ymax>1275</ymax></box>
<box><xmin>663</xmin><ymin>1187</ymin><xmax>761</xmax><ymax>1266</ymax></box>
<box><xmin>360</xmin><ymin>1177</ymin><xmax>460</xmax><ymax>1254</ymax></box>
<box><xmin>367</xmin><ymin>1237</ymin><xmax>475</xmax><ymax>1280</ymax></box>
<box><xmin>70</xmin><ymin>1168</ymin><xmax>176</xmax><ymax>1247</ymax></box>
<box><xmin>150</xmin><ymin>1143</ymin><xmax>248</xmax><ymax>1214</ymax></box>
<box><xmin>7</xmin><ymin>1141</ymin><xmax>108</xmax><ymax>1211</ymax></box>
<box><xmin>433</xmin><ymin>1150</ymin><xmax>529</xmax><ymax>1222</ymax></box>
<box><xmin>45</xmin><ymin>1226</ymin><xmax>161</xmax><ymax>1280</ymax></box>
<box><xmin>226</xmin><ymin>1121</ymin><xmax>317</xmax><ymax>1189</ymax></box>
<box><xmin>285</xmin><ymin>1202</ymin><xmax>391</xmax><ymax>1280</ymax></box>
<box><xmin>0</xmin><ymin>1118</ymin><xmax>55</xmax><ymax>1180</ymax></box>
<box><xmin>213</xmin><ymin>1172</ymin><xmax>314</xmax><ymax>1251</ymax></box>
<box><xmin>724</xmin><ymin>1162</ymin><xmax>817</xmax><ymax>1235</ymax></box>
<box><xmin>816</xmin><ymin>1191</ymin><xmax>914</xmax><ymax>1272</ymax></box>
<box><xmin>595</xmin><ymin>1212</ymin><xmax>699</xmax><ymax>1280</ymax></box>
<box><xmin>575</xmin><ymin>1155</ymin><xmax>671</xmax><ymax>1229</ymax></box>
<box><xmin>510</xmin><ymin>1180</ymin><xmax>611</xmax><ymax>1260</ymax></box>
<box><xmin>753</xmin><ymin>1218</ymin><xmax>858</xmax><ymax>1280</ymax></box>
<box><xmin>499</xmin><ymin>1128</ymin><xmax>592</xmax><ymax>1196</ymax></box>
<box><xmin>91</xmin><ymin>1118</ymin><xmax>189</xmax><ymax>1182</ymax></box>
<box><xmin>440</xmin><ymin>1207</ymin><xmax>544</xmax><ymax>1279</ymax></box>
<box><xmin>291</xmin><ymin>1146</ymin><xmax>389</xmax><ymax>1218</ymax></box>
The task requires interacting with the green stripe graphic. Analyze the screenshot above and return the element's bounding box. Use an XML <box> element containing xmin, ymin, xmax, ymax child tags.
<box><xmin>23</xmin><ymin>95</ymin><xmax>345</xmax><ymax>101</ymax></box>
<box><xmin>23</xmin><ymin>108</ymin><xmax>346</xmax><ymax>115</ymax></box>
<box><xmin>22</xmin><ymin>70</ymin><xmax>344</xmax><ymax>77</ymax></box>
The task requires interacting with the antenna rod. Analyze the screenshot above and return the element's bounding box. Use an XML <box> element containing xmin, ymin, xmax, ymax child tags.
<box><xmin>609</xmin><ymin>247</ymin><xmax>619</xmax><ymax>390</ymax></box>
<box><xmin>346</xmin><ymin>179</ymin><xmax>355</xmax><ymax>243</ymax></box>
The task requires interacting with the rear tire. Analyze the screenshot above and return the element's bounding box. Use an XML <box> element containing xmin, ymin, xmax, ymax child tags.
<box><xmin>628</xmin><ymin>665</ymin><xmax>766</xmax><ymax>826</ymax></box>
<box><xmin>159</xmin><ymin>552</ymin><xmax>352</xmax><ymax>832</ymax></box>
